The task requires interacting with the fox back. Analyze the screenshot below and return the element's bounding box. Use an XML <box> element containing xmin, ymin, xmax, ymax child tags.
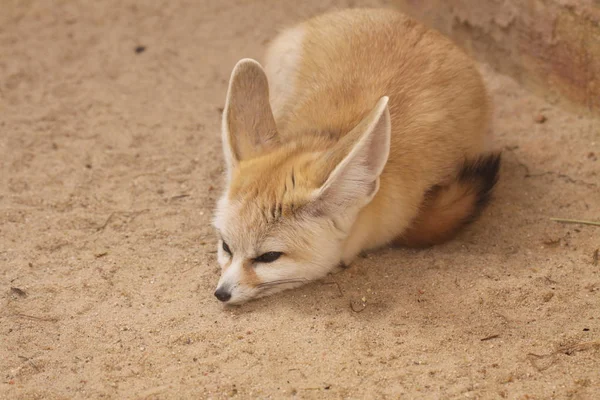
<box><xmin>212</xmin><ymin>9</ymin><xmax>500</xmax><ymax>304</ymax></box>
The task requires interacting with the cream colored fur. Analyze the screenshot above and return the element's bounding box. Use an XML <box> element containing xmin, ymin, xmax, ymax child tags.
<box><xmin>212</xmin><ymin>9</ymin><xmax>496</xmax><ymax>304</ymax></box>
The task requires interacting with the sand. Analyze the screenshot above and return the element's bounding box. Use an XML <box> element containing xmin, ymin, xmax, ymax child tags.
<box><xmin>1</xmin><ymin>0</ymin><xmax>599</xmax><ymax>399</ymax></box>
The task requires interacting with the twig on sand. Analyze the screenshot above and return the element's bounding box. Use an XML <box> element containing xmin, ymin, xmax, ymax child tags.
<box><xmin>97</xmin><ymin>212</ymin><xmax>116</xmax><ymax>230</ymax></box>
<box><xmin>527</xmin><ymin>341</ymin><xmax>600</xmax><ymax>371</ymax></box>
<box><xmin>558</xmin><ymin>340</ymin><xmax>600</xmax><ymax>355</ymax></box>
<box><xmin>169</xmin><ymin>194</ymin><xmax>190</xmax><ymax>201</ymax></box>
<box><xmin>550</xmin><ymin>218</ymin><xmax>600</xmax><ymax>227</ymax></box>
<box><xmin>96</xmin><ymin>210</ymin><xmax>149</xmax><ymax>231</ymax></box>
<box><xmin>11</xmin><ymin>313</ymin><xmax>58</xmax><ymax>322</ymax></box>
<box><xmin>10</xmin><ymin>287</ymin><xmax>27</xmax><ymax>297</ymax></box>
<box><xmin>321</xmin><ymin>281</ymin><xmax>344</xmax><ymax>297</ymax></box>
<box><xmin>480</xmin><ymin>334</ymin><xmax>500</xmax><ymax>341</ymax></box>
<box><xmin>18</xmin><ymin>355</ymin><xmax>40</xmax><ymax>372</ymax></box>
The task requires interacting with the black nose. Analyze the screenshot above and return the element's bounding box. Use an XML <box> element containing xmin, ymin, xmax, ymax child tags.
<box><xmin>214</xmin><ymin>287</ymin><xmax>231</xmax><ymax>302</ymax></box>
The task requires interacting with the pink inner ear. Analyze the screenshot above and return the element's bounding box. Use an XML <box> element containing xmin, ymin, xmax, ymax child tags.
<box><xmin>311</xmin><ymin>97</ymin><xmax>391</xmax><ymax>212</ymax></box>
<box><xmin>223</xmin><ymin>59</ymin><xmax>280</xmax><ymax>164</ymax></box>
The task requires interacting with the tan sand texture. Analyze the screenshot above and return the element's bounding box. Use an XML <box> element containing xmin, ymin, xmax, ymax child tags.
<box><xmin>1</xmin><ymin>0</ymin><xmax>599</xmax><ymax>398</ymax></box>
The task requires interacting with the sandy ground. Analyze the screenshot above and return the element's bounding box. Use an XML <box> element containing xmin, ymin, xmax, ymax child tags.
<box><xmin>1</xmin><ymin>0</ymin><xmax>599</xmax><ymax>399</ymax></box>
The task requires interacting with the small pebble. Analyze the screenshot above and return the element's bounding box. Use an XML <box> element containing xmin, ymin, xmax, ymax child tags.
<box><xmin>542</xmin><ymin>292</ymin><xmax>554</xmax><ymax>302</ymax></box>
<box><xmin>10</xmin><ymin>287</ymin><xmax>27</xmax><ymax>297</ymax></box>
<box><xmin>534</xmin><ymin>114</ymin><xmax>547</xmax><ymax>124</ymax></box>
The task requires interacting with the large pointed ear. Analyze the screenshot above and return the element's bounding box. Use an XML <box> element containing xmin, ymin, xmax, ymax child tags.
<box><xmin>221</xmin><ymin>58</ymin><xmax>279</xmax><ymax>177</ymax></box>
<box><xmin>313</xmin><ymin>96</ymin><xmax>391</xmax><ymax>213</ymax></box>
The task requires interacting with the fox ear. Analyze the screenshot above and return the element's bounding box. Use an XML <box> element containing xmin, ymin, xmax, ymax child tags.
<box><xmin>313</xmin><ymin>96</ymin><xmax>391</xmax><ymax>213</ymax></box>
<box><xmin>221</xmin><ymin>59</ymin><xmax>279</xmax><ymax>177</ymax></box>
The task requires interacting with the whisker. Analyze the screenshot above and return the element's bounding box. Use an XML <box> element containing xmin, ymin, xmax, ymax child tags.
<box><xmin>256</xmin><ymin>278</ymin><xmax>309</xmax><ymax>288</ymax></box>
<box><xmin>257</xmin><ymin>279</ymin><xmax>307</xmax><ymax>288</ymax></box>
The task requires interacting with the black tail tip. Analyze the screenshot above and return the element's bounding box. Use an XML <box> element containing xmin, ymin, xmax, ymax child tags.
<box><xmin>458</xmin><ymin>152</ymin><xmax>502</xmax><ymax>215</ymax></box>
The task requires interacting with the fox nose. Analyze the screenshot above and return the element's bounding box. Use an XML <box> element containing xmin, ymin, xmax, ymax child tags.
<box><xmin>214</xmin><ymin>287</ymin><xmax>231</xmax><ymax>302</ymax></box>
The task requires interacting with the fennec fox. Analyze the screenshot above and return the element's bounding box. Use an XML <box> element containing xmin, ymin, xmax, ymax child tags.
<box><xmin>213</xmin><ymin>9</ymin><xmax>500</xmax><ymax>304</ymax></box>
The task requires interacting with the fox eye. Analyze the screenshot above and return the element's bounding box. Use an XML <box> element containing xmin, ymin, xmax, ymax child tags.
<box><xmin>254</xmin><ymin>252</ymin><xmax>282</xmax><ymax>264</ymax></box>
<box><xmin>222</xmin><ymin>240</ymin><xmax>232</xmax><ymax>255</ymax></box>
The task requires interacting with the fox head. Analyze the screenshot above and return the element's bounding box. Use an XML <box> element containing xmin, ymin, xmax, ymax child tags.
<box><xmin>212</xmin><ymin>59</ymin><xmax>391</xmax><ymax>304</ymax></box>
